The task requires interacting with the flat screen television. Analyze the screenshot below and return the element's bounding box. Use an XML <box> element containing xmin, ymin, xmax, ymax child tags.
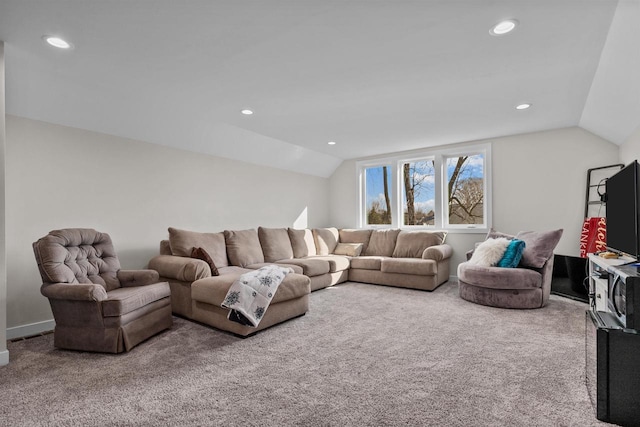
<box><xmin>606</xmin><ymin>160</ymin><xmax>640</xmax><ymax>260</ymax></box>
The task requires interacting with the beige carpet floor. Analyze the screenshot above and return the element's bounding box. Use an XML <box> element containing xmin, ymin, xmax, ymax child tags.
<box><xmin>0</xmin><ymin>281</ymin><xmax>611</xmax><ymax>426</ymax></box>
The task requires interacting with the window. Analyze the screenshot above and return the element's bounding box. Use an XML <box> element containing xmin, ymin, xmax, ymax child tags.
<box><xmin>357</xmin><ymin>144</ymin><xmax>491</xmax><ymax>232</ymax></box>
<box><xmin>401</xmin><ymin>159</ymin><xmax>435</xmax><ymax>226</ymax></box>
<box><xmin>364</xmin><ymin>165</ymin><xmax>393</xmax><ymax>225</ymax></box>
<box><xmin>445</xmin><ymin>154</ymin><xmax>484</xmax><ymax>226</ymax></box>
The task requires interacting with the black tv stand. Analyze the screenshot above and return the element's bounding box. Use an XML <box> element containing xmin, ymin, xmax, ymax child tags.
<box><xmin>586</xmin><ymin>307</ymin><xmax>640</xmax><ymax>425</ymax></box>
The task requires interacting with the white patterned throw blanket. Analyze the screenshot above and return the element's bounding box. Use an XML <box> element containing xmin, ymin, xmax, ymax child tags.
<box><xmin>221</xmin><ymin>265</ymin><xmax>293</xmax><ymax>327</ymax></box>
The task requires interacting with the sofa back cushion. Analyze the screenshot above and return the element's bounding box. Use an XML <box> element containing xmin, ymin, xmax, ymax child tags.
<box><xmin>392</xmin><ymin>230</ymin><xmax>447</xmax><ymax>258</ymax></box>
<box><xmin>288</xmin><ymin>228</ymin><xmax>317</xmax><ymax>257</ymax></box>
<box><xmin>258</xmin><ymin>227</ymin><xmax>294</xmax><ymax>262</ymax></box>
<box><xmin>168</xmin><ymin>227</ymin><xmax>229</xmax><ymax>267</ymax></box>
<box><xmin>224</xmin><ymin>229</ymin><xmax>265</xmax><ymax>267</ymax></box>
<box><xmin>313</xmin><ymin>228</ymin><xmax>339</xmax><ymax>255</ymax></box>
<box><xmin>338</xmin><ymin>229</ymin><xmax>373</xmax><ymax>254</ymax></box>
<box><xmin>365</xmin><ymin>229</ymin><xmax>401</xmax><ymax>256</ymax></box>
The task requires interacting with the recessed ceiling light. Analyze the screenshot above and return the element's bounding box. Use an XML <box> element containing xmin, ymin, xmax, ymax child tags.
<box><xmin>515</xmin><ymin>103</ymin><xmax>531</xmax><ymax>110</ymax></box>
<box><xmin>328</xmin><ymin>141</ymin><xmax>336</xmax><ymax>145</ymax></box>
<box><xmin>43</xmin><ymin>35</ymin><xmax>72</xmax><ymax>49</ymax></box>
<box><xmin>490</xmin><ymin>19</ymin><xmax>518</xmax><ymax>36</ymax></box>
<box><xmin>240</xmin><ymin>109</ymin><xmax>254</xmax><ymax>115</ymax></box>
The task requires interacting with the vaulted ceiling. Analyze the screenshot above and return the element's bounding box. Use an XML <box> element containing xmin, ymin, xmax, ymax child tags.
<box><xmin>1</xmin><ymin>1</ymin><xmax>638</xmax><ymax>177</ymax></box>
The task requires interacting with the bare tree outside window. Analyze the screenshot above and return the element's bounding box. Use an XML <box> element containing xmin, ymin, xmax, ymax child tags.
<box><xmin>446</xmin><ymin>154</ymin><xmax>484</xmax><ymax>224</ymax></box>
<box><xmin>402</xmin><ymin>160</ymin><xmax>435</xmax><ymax>225</ymax></box>
<box><xmin>365</xmin><ymin>165</ymin><xmax>392</xmax><ymax>225</ymax></box>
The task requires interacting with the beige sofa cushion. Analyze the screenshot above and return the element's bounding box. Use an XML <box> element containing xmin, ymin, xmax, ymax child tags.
<box><xmin>192</xmin><ymin>273</ymin><xmax>310</xmax><ymax>307</ymax></box>
<box><xmin>258</xmin><ymin>227</ymin><xmax>294</xmax><ymax>262</ymax></box>
<box><xmin>276</xmin><ymin>258</ymin><xmax>330</xmax><ymax>277</ymax></box>
<box><xmin>246</xmin><ymin>262</ymin><xmax>304</xmax><ymax>275</ymax></box>
<box><xmin>288</xmin><ymin>228</ymin><xmax>317</xmax><ymax>257</ymax></box>
<box><xmin>168</xmin><ymin>227</ymin><xmax>229</xmax><ymax>267</ymax></box>
<box><xmin>381</xmin><ymin>258</ymin><xmax>437</xmax><ymax>276</ymax></box>
<box><xmin>224</xmin><ymin>229</ymin><xmax>265</xmax><ymax>267</ymax></box>
<box><xmin>313</xmin><ymin>228</ymin><xmax>339</xmax><ymax>255</ymax></box>
<box><xmin>350</xmin><ymin>256</ymin><xmax>385</xmax><ymax>270</ymax></box>
<box><xmin>309</xmin><ymin>255</ymin><xmax>350</xmax><ymax>273</ymax></box>
<box><xmin>338</xmin><ymin>229</ymin><xmax>373</xmax><ymax>254</ymax></box>
<box><xmin>365</xmin><ymin>229</ymin><xmax>401</xmax><ymax>256</ymax></box>
<box><xmin>392</xmin><ymin>230</ymin><xmax>447</xmax><ymax>258</ymax></box>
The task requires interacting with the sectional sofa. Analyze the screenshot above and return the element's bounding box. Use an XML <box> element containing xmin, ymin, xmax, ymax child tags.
<box><xmin>148</xmin><ymin>226</ymin><xmax>452</xmax><ymax>336</ymax></box>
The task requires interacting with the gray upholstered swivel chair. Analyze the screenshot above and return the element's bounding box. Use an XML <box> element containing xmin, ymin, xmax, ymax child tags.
<box><xmin>33</xmin><ymin>228</ymin><xmax>172</xmax><ymax>353</ymax></box>
<box><xmin>457</xmin><ymin>229</ymin><xmax>563</xmax><ymax>309</ymax></box>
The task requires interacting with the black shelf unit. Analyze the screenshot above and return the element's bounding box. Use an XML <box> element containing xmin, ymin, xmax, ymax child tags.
<box><xmin>584</xmin><ymin>164</ymin><xmax>623</xmax><ymax>218</ymax></box>
<box><xmin>586</xmin><ymin>265</ymin><xmax>640</xmax><ymax>426</ymax></box>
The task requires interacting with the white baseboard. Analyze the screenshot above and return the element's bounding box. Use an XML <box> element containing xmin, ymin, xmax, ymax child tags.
<box><xmin>449</xmin><ymin>275</ymin><xmax>458</xmax><ymax>282</ymax></box>
<box><xmin>6</xmin><ymin>319</ymin><xmax>55</xmax><ymax>340</ymax></box>
<box><xmin>0</xmin><ymin>349</ymin><xmax>9</xmax><ymax>366</ymax></box>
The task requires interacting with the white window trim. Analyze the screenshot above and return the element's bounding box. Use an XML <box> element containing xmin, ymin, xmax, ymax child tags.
<box><xmin>356</xmin><ymin>159</ymin><xmax>397</xmax><ymax>228</ymax></box>
<box><xmin>396</xmin><ymin>155</ymin><xmax>437</xmax><ymax>229</ymax></box>
<box><xmin>356</xmin><ymin>143</ymin><xmax>492</xmax><ymax>233</ymax></box>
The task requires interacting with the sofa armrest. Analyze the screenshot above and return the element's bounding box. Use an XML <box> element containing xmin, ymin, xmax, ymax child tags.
<box><xmin>117</xmin><ymin>269</ymin><xmax>160</xmax><ymax>287</ymax></box>
<box><xmin>41</xmin><ymin>283</ymin><xmax>108</xmax><ymax>301</ymax></box>
<box><xmin>422</xmin><ymin>244</ymin><xmax>453</xmax><ymax>262</ymax></box>
<box><xmin>148</xmin><ymin>255</ymin><xmax>211</xmax><ymax>282</ymax></box>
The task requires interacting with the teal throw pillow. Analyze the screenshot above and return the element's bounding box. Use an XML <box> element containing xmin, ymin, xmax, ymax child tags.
<box><xmin>497</xmin><ymin>239</ymin><xmax>526</xmax><ymax>268</ymax></box>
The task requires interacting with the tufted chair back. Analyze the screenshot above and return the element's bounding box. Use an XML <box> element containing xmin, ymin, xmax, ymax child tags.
<box><xmin>33</xmin><ymin>228</ymin><xmax>122</xmax><ymax>291</ymax></box>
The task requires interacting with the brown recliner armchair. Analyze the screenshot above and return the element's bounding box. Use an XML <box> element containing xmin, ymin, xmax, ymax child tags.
<box><xmin>33</xmin><ymin>228</ymin><xmax>172</xmax><ymax>353</ymax></box>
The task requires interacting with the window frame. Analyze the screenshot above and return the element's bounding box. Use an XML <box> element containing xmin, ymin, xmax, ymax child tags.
<box><xmin>359</xmin><ymin>162</ymin><xmax>397</xmax><ymax>228</ymax></box>
<box><xmin>356</xmin><ymin>143</ymin><xmax>491</xmax><ymax>233</ymax></box>
<box><xmin>397</xmin><ymin>155</ymin><xmax>437</xmax><ymax>228</ymax></box>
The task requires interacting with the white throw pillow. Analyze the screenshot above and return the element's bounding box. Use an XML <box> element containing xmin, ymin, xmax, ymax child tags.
<box><xmin>468</xmin><ymin>238</ymin><xmax>511</xmax><ymax>267</ymax></box>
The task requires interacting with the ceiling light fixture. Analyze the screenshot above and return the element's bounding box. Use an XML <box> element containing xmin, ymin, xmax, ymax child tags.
<box><xmin>515</xmin><ymin>103</ymin><xmax>531</xmax><ymax>110</ymax></box>
<box><xmin>490</xmin><ymin>19</ymin><xmax>518</xmax><ymax>36</ymax></box>
<box><xmin>43</xmin><ymin>35</ymin><xmax>72</xmax><ymax>49</ymax></box>
<box><xmin>240</xmin><ymin>109</ymin><xmax>254</xmax><ymax>115</ymax></box>
<box><xmin>328</xmin><ymin>141</ymin><xmax>336</xmax><ymax>145</ymax></box>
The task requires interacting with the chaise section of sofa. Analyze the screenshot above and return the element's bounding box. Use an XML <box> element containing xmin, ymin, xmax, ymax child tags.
<box><xmin>190</xmin><ymin>267</ymin><xmax>310</xmax><ymax>336</ymax></box>
<box><xmin>148</xmin><ymin>227</ymin><xmax>312</xmax><ymax>336</ymax></box>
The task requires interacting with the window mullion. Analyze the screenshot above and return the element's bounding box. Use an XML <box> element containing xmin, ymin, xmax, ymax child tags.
<box><xmin>433</xmin><ymin>155</ymin><xmax>443</xmax><ymax>229</ymax></box>
<box><xmin>393</xmin><ymin>162</ymin><xmax>401</xmax><ymax>228</ymax></box>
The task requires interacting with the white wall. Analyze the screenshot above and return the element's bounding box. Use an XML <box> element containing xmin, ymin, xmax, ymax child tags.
<box><xmin>0</xmin><ymin>41</ymin><xmax>9</xmax><ymax>365</ymax></box>
<box><xmin>329</xmin><ymin>127</ymin><xmax>619</xmax><ymax>272</ymax></box>
<box><xmin>619</xmin><ymin>125</ymin><xmax>640</xmax><ymax>164</ymax></box>
<box><xmin>579</xmin><ymin>0</ymin><xmax>640</xmax><ymax>146</ymax></box>
<box><xmin>5</xmin><ymin>115</ymin><xmax>329</xmax><ymax>333</ymax></box>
